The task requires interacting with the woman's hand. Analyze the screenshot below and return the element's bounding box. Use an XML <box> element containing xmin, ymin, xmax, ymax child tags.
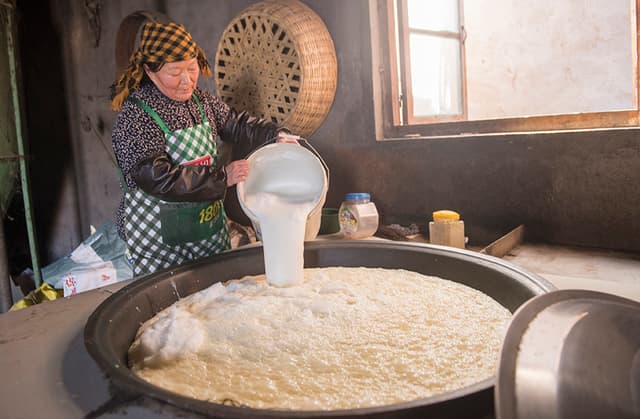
<box><xmin>225</xmin><ymin>160</ymin><xmax>249</xmax><ymax>187</ymax></box>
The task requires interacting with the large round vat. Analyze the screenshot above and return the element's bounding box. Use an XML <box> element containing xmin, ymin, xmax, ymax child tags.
<box><xmin>85</xmin><ymin>240</ymin><xmax>554</xmax><ymax>418</ymax></box>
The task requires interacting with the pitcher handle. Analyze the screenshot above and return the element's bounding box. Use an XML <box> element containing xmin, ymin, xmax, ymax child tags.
<box><xmin>258</xmin><ymin>134</ymin><xmax>330</xmax><ymax>182</ymax></box>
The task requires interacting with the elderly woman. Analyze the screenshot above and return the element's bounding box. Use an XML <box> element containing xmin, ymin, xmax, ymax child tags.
<box><xmin>111</xmin><ymin>20</ymin><xmax>293</xmax><ymax>276</ymax></box>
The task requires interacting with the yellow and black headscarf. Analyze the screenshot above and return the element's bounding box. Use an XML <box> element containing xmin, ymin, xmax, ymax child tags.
<box><xmin>111</xmin><ymin>21</ymin><xmax>212</xmax><ymax>110</ymax></box>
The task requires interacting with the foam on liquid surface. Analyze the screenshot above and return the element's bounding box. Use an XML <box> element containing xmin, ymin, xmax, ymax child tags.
<box><xmin>129</xmin><ymin>267</ymin><xmax>512</xmax><ymax>410</ymax></box>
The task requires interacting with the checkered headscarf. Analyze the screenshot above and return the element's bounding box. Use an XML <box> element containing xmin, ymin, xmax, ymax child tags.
<box><xmin>111</xmin><ymin>21</ymin><xmax>212</xmax><ymax>110</ymax></box>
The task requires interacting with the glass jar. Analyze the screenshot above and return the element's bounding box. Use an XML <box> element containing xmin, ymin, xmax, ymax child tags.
<box><xmin>339</xmin><ymin>193</ymin><xmax>379</xmax><ymax>239</ymax></box>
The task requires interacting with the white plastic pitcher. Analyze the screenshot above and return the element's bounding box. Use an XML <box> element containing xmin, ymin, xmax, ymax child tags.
<box><xmin>236</xmin><ymin>141</ymin><xmax>328</xmax><ymax>241</ymax></box>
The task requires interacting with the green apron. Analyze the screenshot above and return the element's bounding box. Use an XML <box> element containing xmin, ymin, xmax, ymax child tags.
<box><xmin>121</xmin><ymin>94</ymin><xmax>230</xmax><ymax>276</ymax></box>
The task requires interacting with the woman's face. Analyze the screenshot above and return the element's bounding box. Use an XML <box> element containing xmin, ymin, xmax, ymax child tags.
<box><xmin>145</xmin><ymin>57</ymin><xmax>199</xmax><ymax>102</ymax></box>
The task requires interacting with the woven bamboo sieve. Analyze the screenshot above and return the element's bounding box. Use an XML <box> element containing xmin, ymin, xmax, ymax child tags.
<box><xmin>214</xmin><ymin>0</ymin><xmax>337</xmax><ymax>137</ymax></box>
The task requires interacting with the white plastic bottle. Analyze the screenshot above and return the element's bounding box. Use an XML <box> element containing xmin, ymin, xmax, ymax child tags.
<box><xmin>339</xmin><ymin>193</ymin><xmax>379</xmax><ymax>239</ymax></box>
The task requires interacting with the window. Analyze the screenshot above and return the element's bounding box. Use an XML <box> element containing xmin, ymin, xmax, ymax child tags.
<box><xmin>370</xmin><ymin>0</ymin><xmax>640</xmax><ymax>139</ymax></box>
<box><xmin>400</xmin><ymin>0</ymin><xmax>465</xmax><ymax>123</ymax></box>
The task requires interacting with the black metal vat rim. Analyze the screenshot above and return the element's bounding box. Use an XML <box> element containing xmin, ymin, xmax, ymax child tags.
<box><xmin>85</xmin><ymin>240</ymin><xmax>555</xmax><ymax>418</ymax></box>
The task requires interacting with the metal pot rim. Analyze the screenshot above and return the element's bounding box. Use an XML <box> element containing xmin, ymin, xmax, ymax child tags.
<box><xmin>85</xmin><ymin>240</ymin><xmax>555</xmax><ymax>418</ymax></box>
<box><xmin>495</xmin><ymin>289</ymin><xmax>640</xmax><ymax>419</ymax></box>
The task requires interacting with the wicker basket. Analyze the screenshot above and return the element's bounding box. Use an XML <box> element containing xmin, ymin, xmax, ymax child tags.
<box><xmin>214</xmin><ymin>0</ymin><xmax>337</xmax><ymax>137</ymax></box>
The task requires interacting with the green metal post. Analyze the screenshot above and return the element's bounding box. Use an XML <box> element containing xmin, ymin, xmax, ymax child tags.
<box><xmin>3</xmin><ymin>0</ymin><xmax>42</xmax><ymax>287</ymax></box>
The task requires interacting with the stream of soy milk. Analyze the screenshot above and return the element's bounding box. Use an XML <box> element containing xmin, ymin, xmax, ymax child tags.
<box><xmin>243</xmin><ymin>192</ymin><xmax>316</xmax><ymax>287</ymax></box>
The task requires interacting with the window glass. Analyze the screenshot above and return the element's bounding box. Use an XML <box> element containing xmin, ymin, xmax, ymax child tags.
<box><xmin>407</xmin><ymin>0</ymin><xmax>459</xmax><ymax>33</ymax></box>
<box><xmin>369</xmin><ymin>0</ymin><xmax>640</xmax><ymax>138</ymax></box>
<box><xmin>410</xmin><ymin>34</ymin><xmax>462</xmax><ymax>117</ymax></box>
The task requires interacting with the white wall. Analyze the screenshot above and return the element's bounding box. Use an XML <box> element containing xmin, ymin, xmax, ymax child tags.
<box><xmin>464</xmin><ymin>0</ymin><xmax>636</xmax><ymax>119</ymax></box>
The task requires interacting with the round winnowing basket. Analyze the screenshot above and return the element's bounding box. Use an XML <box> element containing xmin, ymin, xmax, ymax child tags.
<box><xmin>214</xmin><ymin>0</ymin><xmax>337</xmax><ymax>137</ymax></box>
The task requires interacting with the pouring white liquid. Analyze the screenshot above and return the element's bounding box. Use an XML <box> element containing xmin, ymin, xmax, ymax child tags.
<box><xmin>236</xmin><ymin>142</ymin><xmax>328</xmax><ymax>286</ymax></box>
<box><xmin>243</xmin><ymin>191</ymin><xmax>316</xmax><ymax>287</ymax></box>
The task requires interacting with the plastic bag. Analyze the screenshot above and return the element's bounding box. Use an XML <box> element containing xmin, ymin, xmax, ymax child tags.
<box><xmin>42</xmin><ymin>222</ymin><xmax>133</xmax><ymax>296</ymax></box>
<box><xmin>9</xmin><ymin>282</ymin><xmax>63</xmax><ymax>311</ymax></box>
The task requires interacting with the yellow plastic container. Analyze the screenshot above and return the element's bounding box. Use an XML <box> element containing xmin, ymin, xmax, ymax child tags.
<box><xmin>429</xmin><ymin>210</ymin><xmax>465</xmax><ymax>248</ymax></box>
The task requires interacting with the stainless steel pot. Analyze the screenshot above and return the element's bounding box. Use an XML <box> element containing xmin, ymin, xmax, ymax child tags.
<box><xmin>85</xmin><ymin>241</ymin><xmax>554</xmax><ymax>418</ymax></box>
<box><xmin>496</xmin><ymin>289</ymin><xmax>640</xmax><ymax>419</ymax></box>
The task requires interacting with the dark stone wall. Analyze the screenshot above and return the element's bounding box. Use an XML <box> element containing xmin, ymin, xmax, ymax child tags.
<box><xmin>15</xmin><ymin>0</ymin><xmax>640</xmax><ymax>263</ymax></box>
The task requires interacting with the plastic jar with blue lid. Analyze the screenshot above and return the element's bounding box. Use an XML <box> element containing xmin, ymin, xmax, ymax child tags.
<box><xmin>339</xmin><ymin>193</ymin><xmax>379</xmax><ymax>239</ymax></box>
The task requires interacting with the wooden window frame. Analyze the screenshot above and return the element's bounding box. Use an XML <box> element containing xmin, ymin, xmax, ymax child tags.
<box><xmin>370</xmin><ymin>0</ymin><xmax>640</xmax><ymax>140</ymax></box>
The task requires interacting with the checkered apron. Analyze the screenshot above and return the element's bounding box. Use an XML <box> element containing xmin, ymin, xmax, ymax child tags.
<box><xmin>121</xmin><ymin>94</ymin><xmax>230</xmax><ymax>276</ymax></box>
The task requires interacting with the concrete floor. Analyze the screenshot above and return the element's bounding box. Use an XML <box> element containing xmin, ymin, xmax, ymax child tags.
<box><xmin>504</xmin><ymin>243</ymin><xmax>640</xmax><ymax>302</ymax></box>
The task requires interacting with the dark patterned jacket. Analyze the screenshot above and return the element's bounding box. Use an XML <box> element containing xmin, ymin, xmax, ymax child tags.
<box><xmin>111</xmin><ymin>80</ymin><xmax>283</xmax><ymax>239</ymax></box>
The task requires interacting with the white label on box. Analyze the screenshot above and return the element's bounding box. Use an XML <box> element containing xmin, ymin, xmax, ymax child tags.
<box><xmin>63</xmin><ymin>261</ymin><xmax>118</xmax><ymax>297</ymax></box>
